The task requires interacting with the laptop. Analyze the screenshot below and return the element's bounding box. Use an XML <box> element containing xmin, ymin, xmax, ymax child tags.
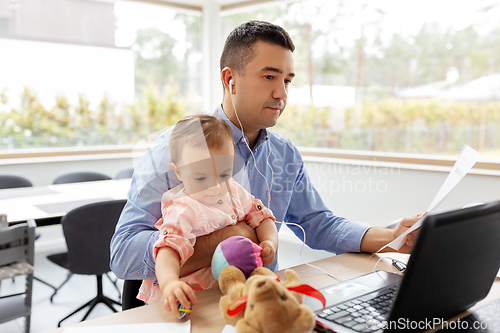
<box><xmin>304</xmin><ymin>200</ymin><xmax>500</xmax><ymax>333</ymax></box>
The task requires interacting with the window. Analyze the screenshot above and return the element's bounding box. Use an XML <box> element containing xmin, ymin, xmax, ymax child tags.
<box><xmin>2</xmin><ymin>0</ymin><xmax>499</xmax><ymax>162</ymax></box>
<box><xmin>222</xmin><ymin>0</ymin><xmax>500</xmax><ymax>161</ymax></box>
<box><xmin>0</xmin><ymin>0</ymin><xmax>201</xmax><ymax>149</ymax></box>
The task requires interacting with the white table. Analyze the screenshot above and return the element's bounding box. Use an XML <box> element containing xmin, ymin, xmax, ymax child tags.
<box><xmin>0</xmin><ymin>179</ymin><xmax>131</xmax><ymax>224</ymax></box>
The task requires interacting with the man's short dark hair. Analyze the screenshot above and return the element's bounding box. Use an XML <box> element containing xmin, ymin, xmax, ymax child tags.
<box><xmin>220</xmin><ymin>21</ymin><xmax>295</xmax><ymax>75</ymax></box>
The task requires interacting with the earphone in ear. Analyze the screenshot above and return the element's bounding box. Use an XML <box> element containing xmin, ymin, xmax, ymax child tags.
<box><xmin>229</xmin><ymin>79</ymin><xmax>234</xmax><ymax>94</ymax></box>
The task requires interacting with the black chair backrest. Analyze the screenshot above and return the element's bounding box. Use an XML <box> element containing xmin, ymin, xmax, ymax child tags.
<box><xmin>61</xmin><ymin>199</ymin><xmax>126</xmax><ymax>275</ymax></box>
<box><xmin>115</xmin><ymin>168</ymin><xmax>134</xmax><ymax>179</ymax></box>
<box><xmin>0</xmin><ymin>174</ymin><xmax>33</xmax><ymax>189</ymax></box>
<box><xmin>53</xmin><ymin>171</ymin><xmax>112</xmax><ymax>185</ymax></box>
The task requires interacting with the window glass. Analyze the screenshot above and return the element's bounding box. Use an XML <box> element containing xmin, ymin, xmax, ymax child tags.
<box><xmin>222</xmin><ymin>0</ymin><xmax>500</xmax><ymax>161</ymax></box>
<box><xmin>0</xmin><ymin>0</ymin><xmax>201</xmax><ymax>149</ymax></box>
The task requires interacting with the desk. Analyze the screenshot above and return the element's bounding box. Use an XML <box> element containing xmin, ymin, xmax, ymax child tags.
<box><xmin>44</xmin><ymin>253</ymin><xmax>500</xmax><ymax>333</ymax></box>
<box><xmin>0</xmin><ymin>179</ymin><xmax>131</xmax><ymax>224</ymax></box>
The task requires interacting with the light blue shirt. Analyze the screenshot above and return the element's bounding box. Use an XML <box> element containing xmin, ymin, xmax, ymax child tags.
<box><xmin>110</xmin><ymin>105</ymin><xmax>371</xmax><ymax>280</ymax></box>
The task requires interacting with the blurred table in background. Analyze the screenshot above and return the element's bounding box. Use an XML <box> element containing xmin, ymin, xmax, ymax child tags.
<box><xmin>0</xmin><ymin>179</ymin><xmax>130</xmax><ymax>225</ymax></box>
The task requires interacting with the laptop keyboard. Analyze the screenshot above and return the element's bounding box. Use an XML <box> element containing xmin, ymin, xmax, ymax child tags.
<box><xmin>317</xmin><ymin>286</ymin><xmax>398</xmax><ymax>332</ymax></box>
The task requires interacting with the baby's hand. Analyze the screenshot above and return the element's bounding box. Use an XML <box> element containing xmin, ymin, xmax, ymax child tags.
<box><xmin>161</xmin><ymin>280</ymin><xmax>197</xmax><ymax>317</ymax></box>
<box><xmin>259</xmin><ymin>240</ymin><xmax>276</xmax><ymax>267</ymax></box>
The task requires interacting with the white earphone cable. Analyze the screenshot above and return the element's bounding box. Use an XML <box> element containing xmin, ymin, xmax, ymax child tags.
<box><xmin>274</xmin><ymin>220</ymin><xmax>343</xmax><ymax>281</ymax></box>
<box><xmin>265</xmin><ymin>129</ymin><xmax>274</xmax><ymax>207</ymax></box>
<box><xmin>372</xmin><ymin>256</ymin><xmax>407</xmax><ymax>273</ymax></box>
<box><xmin>230</xmin><ymin>90</ymin><xmax>272</xmax><ymax>202</ymax></box>
<box><xmin>229</xmin><ymin>84</ymin><xmax>341</xmax><ymax>281</ymax></box>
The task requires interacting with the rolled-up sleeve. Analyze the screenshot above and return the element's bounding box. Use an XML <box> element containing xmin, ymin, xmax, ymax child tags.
<box><xmin>244</xmin><ymin>199</ymin><xmax>276</xmax><ymax>228</ymax></box>
<box><xmin>234</xmin><ymin>180</ymin><xmax>275</xmax><ymax>228</ymax></box>
<box><xmin>153</xmin><ymin>203</ymin><xmax>196</xmax><ymax>266</ymax></box>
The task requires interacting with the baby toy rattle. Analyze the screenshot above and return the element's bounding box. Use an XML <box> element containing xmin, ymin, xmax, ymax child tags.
<box><xmin>212</xmin><ymin>236</ymin><xmax>264</xmax><ymax>280</ymax></box>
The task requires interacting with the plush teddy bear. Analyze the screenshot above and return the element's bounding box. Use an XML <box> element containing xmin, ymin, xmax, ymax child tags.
<box><xmin>218</xmin><ymin>265</ymin><xmax>317</xmax><ymax>333</ymax></box>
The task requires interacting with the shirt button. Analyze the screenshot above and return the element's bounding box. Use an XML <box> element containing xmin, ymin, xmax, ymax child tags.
<box><xmin>241</xmin><ymin>138</ymin><xmax>246</xmax><ymax>142</ymax></box>
<box><xmin>257</xmin><ymin>204</ymin><xmax>262</xmax><ymax>210</ymax></box>
<box><xmin>218</xmin><ymin>199</ymin><xmax>223</xmax><ymax>204</ymax></box>
<box><xmin>231</xmin><ymin>215</ymin><xmax>236</xmax><ymax>220</ymax></box>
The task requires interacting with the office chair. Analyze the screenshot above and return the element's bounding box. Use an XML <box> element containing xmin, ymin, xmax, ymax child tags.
<box><xmin>46</xmin><ymin>171</ymin><xmax>117</xmax><ymax>302</ymax></box>
<box><xmin>0</xmin><ymin>219</ymin><xmax>36</xmax><ymax>333</ymax></box>
<box><xmin>50</xmin><ymin>199</ymin><xmax>126</xmax><ymax>327</ymax></box>
<box><xmin>0</xmin><ymin>174</ymin><xmax>58</xmax><ymax>292</ymax></box>
<box><xmin>122</xmin><ymin>280</ymin><xmax>145</xmax><ymax>310</ymax></box>
<box><xmin>115</xmin><ymin>167</ymin><xmax>134</xmax><ymax>179</ymax></box>
<box><xmin>52</xmin><ymin>171</ymin><xmax>111</xmax><ymax>185</ymax></box>
<box><xmin>0</xmin><ymin>173</ymin><xmax>33</xmax><ymax>189</ymax></box>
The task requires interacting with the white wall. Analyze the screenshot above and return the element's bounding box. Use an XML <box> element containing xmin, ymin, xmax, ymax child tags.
<box><xmin>284</xmin><ymin>158</ymin><xmax>500</xmax><ymax>268</ymax></box>
<box><xmin>303</xmin><ymin>158</ymin><xmax>500</xmax><ymax>227</ymax></box>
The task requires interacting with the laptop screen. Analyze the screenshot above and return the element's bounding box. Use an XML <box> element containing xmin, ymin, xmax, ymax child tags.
<box><xmin>387</xmin><ymin>200</ymin><xmax>500</xmax><ymax>330</ymax></box>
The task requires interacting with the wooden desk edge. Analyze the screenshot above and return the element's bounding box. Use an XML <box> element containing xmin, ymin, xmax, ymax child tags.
<box><xmin>42</xmin><ymin>253</ymin><xmax>500</xmax><ymax>333</ymax></box>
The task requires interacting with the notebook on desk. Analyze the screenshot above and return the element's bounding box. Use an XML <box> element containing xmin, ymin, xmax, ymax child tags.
<box><xmin>304</xmin><ymin>200</ymin><xmax>500</xmax><ymax>333</ymax></box>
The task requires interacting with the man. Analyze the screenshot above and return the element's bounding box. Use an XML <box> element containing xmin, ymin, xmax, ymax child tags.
<box><xmin>110</xmin><ymin>21</ymin><xmax>421</xmax><ymax>284</ymax></box>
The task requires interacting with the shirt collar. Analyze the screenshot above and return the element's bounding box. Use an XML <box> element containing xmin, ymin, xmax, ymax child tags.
<box><xmin>215</xmin><ymin>104</ymin><xmax>269</xmax><ymax>149</ymax></box>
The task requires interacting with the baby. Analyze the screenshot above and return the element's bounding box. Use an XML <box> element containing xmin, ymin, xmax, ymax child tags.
<box><xmin>137</xmin><ymin>115</ymin><xmax>278</xmax><ymax>317</ymax></box>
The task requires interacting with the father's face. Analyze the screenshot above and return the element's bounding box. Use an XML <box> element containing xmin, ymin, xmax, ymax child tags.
<box><xmin>232</xmin><ymin>40</ymin><xmax>295</xmax><ymax>132</ymax></box>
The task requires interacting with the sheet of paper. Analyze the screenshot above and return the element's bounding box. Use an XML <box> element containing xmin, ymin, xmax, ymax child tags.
<box><xmin>64</xmin><ymin>322</ymin><xmax>190</xmax><ymax>333</ymax></box>
<box><xmin>426</xmin><ymin>145</ymin><xmax>481</xmax><ymax>212</ymax></box>
<box><xmin>381</xmin><ymin>145</ymin><xmax>480</xmax><ymax>251</ymax></box>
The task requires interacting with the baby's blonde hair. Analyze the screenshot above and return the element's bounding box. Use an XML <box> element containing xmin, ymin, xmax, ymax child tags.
<box><xmin>169</xmin><ymin>115</ymin><xmax>235</xmax><ymax>165</ymax></box>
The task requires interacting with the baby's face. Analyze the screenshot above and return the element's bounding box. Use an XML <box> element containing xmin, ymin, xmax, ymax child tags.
<box><xmin>175</xmin><ymin>141</ymin><xmax>234</xmax><ymax>205</ymax></box>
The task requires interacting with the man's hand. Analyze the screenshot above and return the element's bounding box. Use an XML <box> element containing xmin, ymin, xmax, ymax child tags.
<box><xmin>259</xmin><ymin>240</ymin><xmax>276</xmax><ymax>266</ymax></box>
<box><xmin>391</xmin><ymin>212</ymin><xmax>427</xmax><ymax>253</ymax></box>
<box><xmin>360</xmin><ymin>212</ymin><xmax>427</xmax><ymax>254</ymax></box>
<box><xmin>225</xmin><ymin>221</ymin><xmax>260</xmax><ymax>244</ymax></box>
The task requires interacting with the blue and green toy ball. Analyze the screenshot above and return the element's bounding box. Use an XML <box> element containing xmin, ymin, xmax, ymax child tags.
<box><xmin>177</xmin><ymin>301</ymin><xmax>192</xmax><ymax>319</ymax></box>
<box><xmin>211</xmin><ymin>236</ymin><xmax>264</xmax><ymax>280</ymax></box>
